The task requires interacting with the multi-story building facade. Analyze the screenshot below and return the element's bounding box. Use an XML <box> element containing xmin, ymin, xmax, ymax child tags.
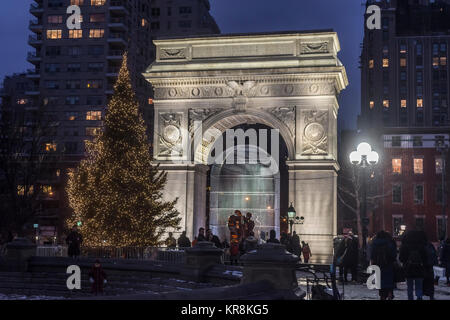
<box><xmin>359</xmin><ymin>0</ymin><xmax>450</xmax><ymax>241</ymax></box>
<box><xmin>22</xmin><ymin>0</ymin><xmax>220</xmax><ymax>241</ymax></box>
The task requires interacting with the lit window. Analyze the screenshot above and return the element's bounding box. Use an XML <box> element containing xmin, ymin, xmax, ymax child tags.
<box><xmin>90</xmin><ymin>14</ymin><xmax>105</xmax><ymax>23</ymax></box>
<box><xmin>69</xmin><ymin>29</ymin><xmax>83</xmax><ymax>39</ymax></box>
<box><xmin>400</xmin><ymin>45</ymin><xmax>407</xmax><ymax>54</ymax></box>
<box><xmin>86</xmin><ymin>80</ymin><xmax>103</xmax><ymax>89</ymax></box>
<box><xmin>383</xmin><ymin>100</ymin><xmax>390</xmax><ymax>108</ymax></box>
<box><xmin>414</xmin><ymin>158</ymin><xmax>423</xmax><ymax>174</ymax></box>
<box><xmin>17</xmin><ymin>185</ymin><xmax>33</xmax><ymax>196</ymax></box>
<box><xmin>46</xmin><ymin>29</ymin><xmax>62</xmax><ymax>39</ymax></box>
<box><xmin>441</xmin><ymin>57</ymin><xmax>447</xmax><ymax>66</ymax></box>
<box><xmin>369</xmin><ymin>59</ymin><xmax>374</xmax><ymax>68</ymax></box>
<box><xmin>86</xmin><ymin>127</ymin><xmax>101</xmax><ymax>136</ymax></box>
<box><xmin>48</xmin><ymin>15</ymin><xmax>63</xmax><ymax>24</ymax></box>
<box><xmin>148</xmin><ymin>98</ymin><xmax>153</xmax><ymax>105</ymax></box>
<box><xmin>383</xmin><ymin>59</ymin><xmax>389</xmax><ymax>67</ymax></box>
<box><xmin>45</xmin><ymin>143</ymin><xmax>57</xmax><ymax>152</ymax></box>
<box><xmin>86</xmin><ymin>111</ymin><xmax>102</xmax><ymax>120</ymax></box>
<box><xmin>71</xmin><ymin>0</ymin><xmax>84</xmax><ymax>4</ymax></box>
<box><xmin>433</xmin><ymin>57</ymin><xmax>439</xmax><ymax>67</ymax></box>
<box><xmin>436</xmin><ymin>157</ymin><xmax>443</xmax><ymax>174</ymax></box>
<box><xmin>91</xmin><ymin>0</ymin><xmax>106</xmax><ymax>5</ymax></box>
<box><xmin>400</xmin><ymin>58</ymin><xmax>407</xmax><ymax>67</ymax></box>
<box><xmin>392</xmin><ymin>158</ymin><xmax>402</xmax><ymax>174</ymax></box>
<box><xmin>401</xmin><ymin>100</ymin><xmax>407</xmax><ymax>108</ymax></box>
<box><xmin>369</xmin><ymin>101</ymin><xmax>374</xmax><ymax>109</ymax></box>
<box><xmin>67</xmin><ymin>112</ymin><xmax>78</xmax><ymax>121</ymax></box>
<box><xmin>17</xmin><ymin>99</ymin><xmax>28</xmax><ymax>105</ymax></box>
<box><xmin>42</xmin><ymin>185</ymin><xmax>54</xmax><ymax>197</ymax></box>
<box><xmin>417</xmin><ymin>98</ymin><xmax>423</xmax><ymax>108</ymax></box>
<box><xmin>141</xmin><ymin>18</ymin><xmax>148</xmax><ymax>27</ymax></box>
<box><xmin>89</xmin><ymin>29</ymin><xmax>104</xmax><ymax>38</ymax></box>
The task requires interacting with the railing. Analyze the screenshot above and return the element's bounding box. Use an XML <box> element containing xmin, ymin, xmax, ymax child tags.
<box><xmin>30</xmin><ymin>3</ymin><xmax>43</xmax><ymax>11</ymax></box>
<box><xmin>29</xmin><ymin>35</ymin><xmax>43</xmax><ymax>42</ymax></box>
<box><xmin>110</xmin><ymin>1</ymin><xmax>125</xmax><ymax>7</ymax></box>
<box><xmin>36</xmin><ymin>246</ymin><xmax>68</xmax><ymax>257</ymax></box>
<box><xmin>27</xmin><ymin>52</ymin><xmax>41</xmax><ymax>60</ymax></box>
<box><xmin>81</xmin><ymin>246</ymin><xmax>186</xmax><ymax>264</ymax></box>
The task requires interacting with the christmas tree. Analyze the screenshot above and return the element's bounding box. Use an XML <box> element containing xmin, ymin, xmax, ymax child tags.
<box><xmin>66</xmin><ymin>53</ymin><xmax>180</xmax><ymax>247</ymax></box>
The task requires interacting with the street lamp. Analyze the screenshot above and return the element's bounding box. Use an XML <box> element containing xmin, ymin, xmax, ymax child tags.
<box><xmin>287</xmin><ymin>202</ymin><xmax>305</xmax><ymax>235</ymax></box>
<box><xmin>349</xmin><ymin>142</ymin><xmax>379</xmax><ymax>265</ymax></box>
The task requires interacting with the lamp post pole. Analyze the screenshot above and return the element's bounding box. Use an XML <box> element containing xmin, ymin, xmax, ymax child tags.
<box><xmin>437</xmin><ymin>141</ymin><xmax>448</xmax><ymax>240</ymax></box>
<box><xmin>349</xmin><ymin>142</ymin><xmax>379</xmax><ymax>268</ymax></box>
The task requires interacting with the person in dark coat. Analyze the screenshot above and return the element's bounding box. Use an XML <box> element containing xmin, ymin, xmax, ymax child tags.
<box><xmin>424</xmin><ymin>241</ymin><xmax>438</xmax><ymax>299</ymax></box>
<box><xmin>440</xmin><ymin>238</ymin><xmax>450</xmax><ymax>285</ymax></box>
<box><xmin>165</xmin><ymin>232</ymin><xmax>177</xmax><ymax>249</ymax></box>
<box><xmin>196</xmin><ymin>227</ymin><xmax>207</xmax><ymax>242</ymax></box>
<box><xmin>291</xmin><ymin>231</ymin><xmax>301</xmax><ymax>259</ymax></box>
<box><xmin>206</xmin><ymin>229</ymin><xmax>222</xmax><ymax>249</ymax></box>
<box><xmin>177</xmin><ymin>231</ymin><xmax>191</xmax><ymax>248</ymax></box>
<box><xmin>266</xmin><ymin>229</ymin><xmax>280</xmax><ymax>244</ymax></box>
<box><xmin>280</xmin><ymin>232</ymin><xmax>293</xmax><ymax>253</ymax></box>
<box><xmin>66</xmin><ymin>226</ymin><xmax>83</xmax><ymax>259</ymax></box>
<box><xmin>89</xmin><ymin>259</ymin><xmax>107</xmax><ymax>295</ymax></box>
<box><xmin>243</xmin><ymin>231</ymin><xmax>258</xmax><ymax>253</ymax></box>
<box><xmin>337</xmin><ymin>236</ymin><xmax>359</xmax><ymax>282</ymax></box>
<box><xmin>399</xmin><ymin>230</ymin><xmax>428</xmax><ymax>300</ymax></box>
<box><xmin>370</xmin><ymin>231</ymin><xmax>397</xmax><ymax>300</ymax></box>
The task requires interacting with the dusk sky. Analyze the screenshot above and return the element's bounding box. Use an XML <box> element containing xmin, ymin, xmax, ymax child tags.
<box><xmin>0</xmin><ymin>0</ymin><xmax>365</xmax><ymax>128</ymax></box>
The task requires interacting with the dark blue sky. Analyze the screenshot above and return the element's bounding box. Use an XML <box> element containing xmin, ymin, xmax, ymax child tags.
<box><xmin>0</xmin><ymin>0</ymin><xmax>364</xmax><ymax>128</ymax></box>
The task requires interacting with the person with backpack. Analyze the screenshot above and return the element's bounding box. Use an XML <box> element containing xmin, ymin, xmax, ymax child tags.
<box><xmin>399</xmin><ymin>230</ymin><xmax>428</xmax><ymax>300</ymax></box>
<box><xmin>370</xmin><ymin>231</ymin><xmax>397</xmax><ymax>300</ymax></box>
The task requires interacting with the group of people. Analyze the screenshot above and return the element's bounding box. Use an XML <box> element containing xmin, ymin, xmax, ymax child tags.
<box><xmin>334</xmin><ymin>229</ymin><xmax>450</xmax><ymax>300</ymax></box>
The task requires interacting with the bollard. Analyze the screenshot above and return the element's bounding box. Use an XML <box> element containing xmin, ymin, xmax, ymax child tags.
<box><xmin>182</xmin><ymin>241</ymin><xmax>223</xmax><ymax>282</ymax></box>
<box><xmin>240</xmin><ymin>243</ymin><xmax>299</xmax><ymax>291</ymax></box>
<box><xmin>1</xmin><ymin>238</ymin><xmax>37</xmax><ymax>272</ymax></box>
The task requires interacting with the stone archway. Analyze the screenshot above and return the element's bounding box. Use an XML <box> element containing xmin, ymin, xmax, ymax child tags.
<box><xmin>144</xmin><ymin>31</ymin><xmax>348</xmax><ymax>263</ymax></box>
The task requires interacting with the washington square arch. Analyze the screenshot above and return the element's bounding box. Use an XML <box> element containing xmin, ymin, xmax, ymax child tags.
<box><xmin>144</xmin><ymin>31</ymin><xmax>348</xmax><ymax>263</ymax></box>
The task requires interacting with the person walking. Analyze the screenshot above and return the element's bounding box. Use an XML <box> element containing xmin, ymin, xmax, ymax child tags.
<box><xmin>424</xmin><ymin>241</ymin><xmax>438</xmax><ymax>299</ymax></box>
<box><xmin>302</xmin><ymin>241</ymin><xmax>312</xmax><ymax>264</ymax></box>
<box><xmin>165</xmin><ymin>232</ymin><xmax>177</xmax><ymax>249</ymax></box>
<box><xmin>292</xmin><ymin>231</ymin><xmax>302</xmax><ymax>259</ymax></box>
<box><xmin>370</xmin><ymin>231</ymin><xmax>397</xmax><ymax>300</ymax></box>
<box><xmin>266</xmin><ymin>230</ymin><xmax>280</xmax><ymax>244</ymax></box>
<box><xmin>399</xmin><ymin>230</ymin><xmax>428</xmax><ymax>300</ymax></box>
<box><xmin>89</xmin><ymin>259</ymin><xmax>107</xmax><ymax>296</ymax></box>
<box><xmin>336</xmin><ymin>236</ymin><xmax>358</xmax><ymax>282</ymax></box>
<box><xmin>177</xmin><ymin>231</ymin><xmax>191</xmax><ymax>248</ymax></box>
<box><xmin>440</xmin><ymin>238</ymin><xmax>450</xmax><ymax>286</ymax></box>
<box><xmin>66</xmin><ymin>226</ymin><xmax>83</xmax><ymax>259</ymax></box>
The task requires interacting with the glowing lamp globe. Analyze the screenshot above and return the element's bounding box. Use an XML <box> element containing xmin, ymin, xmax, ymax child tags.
<box><xmin>357</xmin><ymin>142</ymin><xmax>372</xmax><ymax>156</ymax></box>
<box><xmin>349</xmin><ymin>151</ymin><xmax>361</xmax><ymax>165</ymax></box>
<box><xmin>287</xmin><ymin>202</ymin><xmax>296</xmax><ymax>219</ymax></box>
<box><xmin>368</xmin><ymin>151</ymin><xmax>379</xmax><ymax>165</ymax></box>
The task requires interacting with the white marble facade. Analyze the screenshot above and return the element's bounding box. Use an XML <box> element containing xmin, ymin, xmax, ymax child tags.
<box><xmin>144</xmin><ymin>31</ymin><xmax>348</xmax><ymax>263</ymax></box>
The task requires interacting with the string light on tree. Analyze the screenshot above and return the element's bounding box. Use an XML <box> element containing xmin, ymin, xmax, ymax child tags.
<box><xmin>66</xmin><ymin>53</ymin><xmax>180</xmax><ymax>247</ymax></box>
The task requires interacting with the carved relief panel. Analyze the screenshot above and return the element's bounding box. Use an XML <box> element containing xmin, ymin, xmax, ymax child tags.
<box><xmin>300</xmin><ymin>110</ymin><xmax>329</xmax><ymax>155</ymax></box>
<box><xmin>158</xmin><ymin>112</ymin><xmax>183</xmax><ymax>157</ymax></box>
